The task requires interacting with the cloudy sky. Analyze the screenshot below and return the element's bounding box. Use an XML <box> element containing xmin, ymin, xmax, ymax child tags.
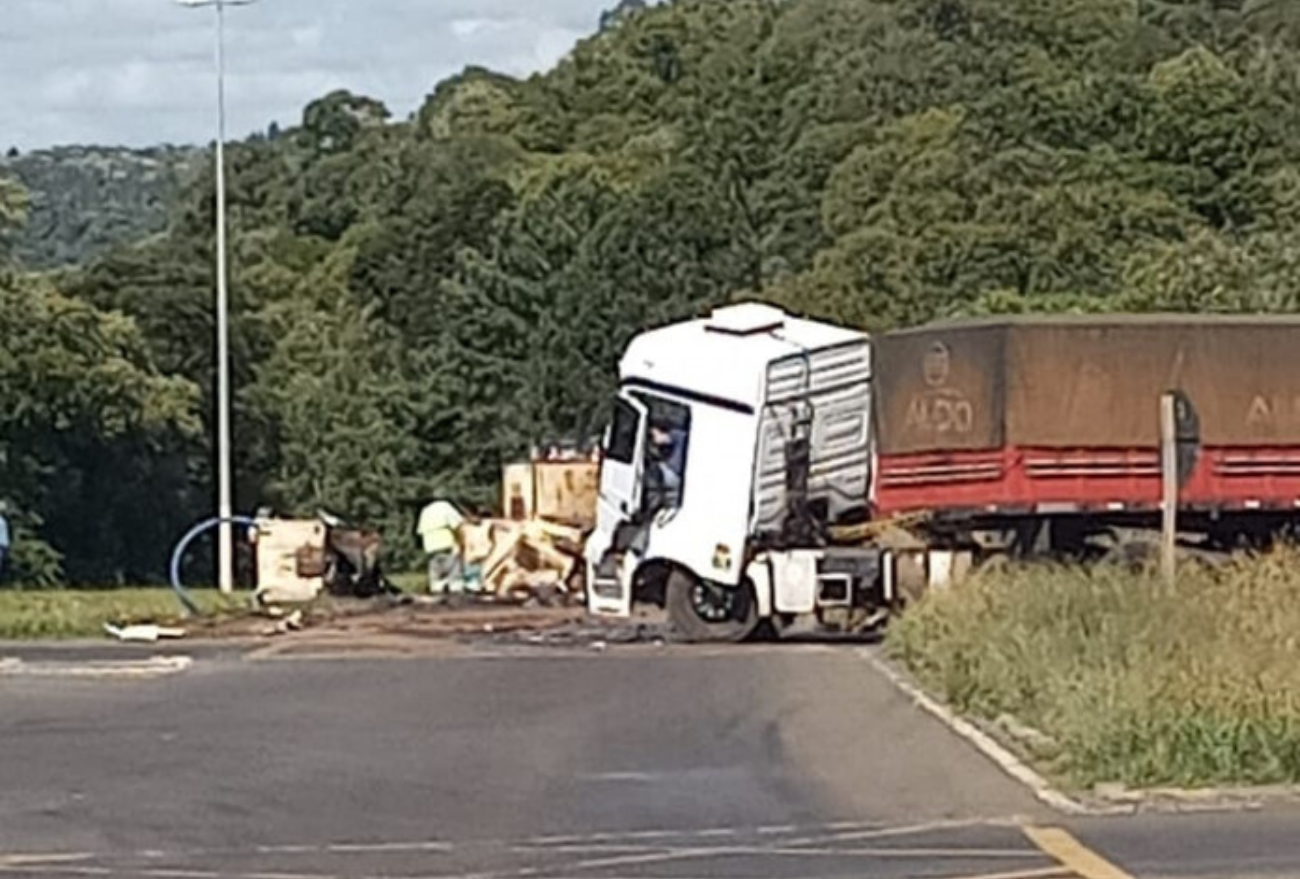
<box><xmin>0</xmin><ymin>0</ymin><xmax>619</xmax><ymax>150</ymax></box>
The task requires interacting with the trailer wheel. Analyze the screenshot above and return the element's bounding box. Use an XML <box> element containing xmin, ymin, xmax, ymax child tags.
<box><xmin>666</xmin><ymin>569</ymin><xmax>759</xmax><ymax>644</ymax></box>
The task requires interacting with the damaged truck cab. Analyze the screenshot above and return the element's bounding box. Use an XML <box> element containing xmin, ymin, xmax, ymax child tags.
<box><xmin>586</xmin><ymin>306</ymin><xmax>1300</xmax><ymax>642</ymax></box>
<box><xmin>583</xmin><ymin>303</ymin><xmax>893</xmax><ymax>642</ymax></box>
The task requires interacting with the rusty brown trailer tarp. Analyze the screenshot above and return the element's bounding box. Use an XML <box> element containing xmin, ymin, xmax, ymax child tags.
<box><xmin>874</xmin><ymin>315</ymin><xmax>1300</xmax><ymax>454</ymax></box>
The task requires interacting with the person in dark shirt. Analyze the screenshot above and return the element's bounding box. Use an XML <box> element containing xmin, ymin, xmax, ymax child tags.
<box><xmin>648</xmin><ymin>424</ymin><xmax>687</xmax><ymax>508</ymax></box>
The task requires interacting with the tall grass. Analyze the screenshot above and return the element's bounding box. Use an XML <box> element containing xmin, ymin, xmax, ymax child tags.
<box><xmin>886</xmin><ymin>550</ymin><xmax>1300</xmax><ymax>789</ymax></box>
<box><xmin>0</xmin><ymin>588</ymin><xmax>242</xmax><ymax>640</ymax></box>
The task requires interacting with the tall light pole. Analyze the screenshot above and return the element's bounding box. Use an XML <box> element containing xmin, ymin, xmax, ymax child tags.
<box><xmin>178</xmin><ymin>0</ymin><xmax>256</xmax><ymax>593</ymax></box>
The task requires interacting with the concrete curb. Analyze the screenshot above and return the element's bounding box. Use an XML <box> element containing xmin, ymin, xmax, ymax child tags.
<box><xmin>857</xmin><ymin>647</ymin><xmax>1110</xmax><ymax>816</ymax></box>
<box><xmin>0</xmin><ymin>655</ymin><xmax>193</xmax><ymax>679</ymax></box>
<box><xmin>1090</xmin><ymin>783</ymin><xmax>1300</xmax><ymax>813</ymax></box>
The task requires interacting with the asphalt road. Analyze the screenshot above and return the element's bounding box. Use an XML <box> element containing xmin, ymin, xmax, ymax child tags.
<box><xmin>0</xmin><ymin>640</ymin><xmax>1298</xmax><ymax>879</ymax></box>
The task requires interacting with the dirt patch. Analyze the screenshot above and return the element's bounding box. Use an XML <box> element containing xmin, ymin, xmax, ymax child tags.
<box><xmin>180</xmin><ymin>596</ymin><xmax>586</xmax><ymax>641</ymax></box>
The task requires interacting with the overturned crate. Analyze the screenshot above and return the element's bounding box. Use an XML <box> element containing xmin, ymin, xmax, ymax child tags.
<box><xmin>458</xmin><ymin>456</ymin><xmax>598</xmax><ymax>603</ymax></box>
<box><xmin>251</xmin><ymin>514</ymin><xmax>394</xmax><ymax>606</ymax></box>
<box><xmin>501</xmin><ymin>456</ymin><xmax>599</xmax><ymax>530</ymax></box>
<box><xmin>461</xmin><ymin>518</ymin><xmax>587</xmax><ymax>603</ymax></box>
<box><xmin>253</xmin><ymin>517</ymin><xmax>329</xmax><ymax>605</ymax></box>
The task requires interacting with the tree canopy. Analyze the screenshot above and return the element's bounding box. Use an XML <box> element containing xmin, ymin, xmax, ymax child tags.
<box><xmin>8</xmin><ymin>0</ymin><xmax>1300</xmax><ymax>582</ymax></box>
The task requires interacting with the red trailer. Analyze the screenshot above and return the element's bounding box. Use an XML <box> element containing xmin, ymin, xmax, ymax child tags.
<box><xmin>872</xmin><ymin>315</ymin><xmax>1300</xmax><ymax>551</ymax></box>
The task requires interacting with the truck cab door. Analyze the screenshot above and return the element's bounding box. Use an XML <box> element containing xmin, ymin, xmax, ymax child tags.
<box><xmin>585</xmin><ymin>393</ymin><xmax>648</xmax><ymax>617</ymax></box>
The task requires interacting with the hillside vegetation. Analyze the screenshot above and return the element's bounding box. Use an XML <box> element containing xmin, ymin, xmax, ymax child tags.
<box><xmin>5</xmin><ymin>0</ymin><xmax>1300</xmax><ymax>583</ymax></box>
<box><xmin>1</xmin><ymin>145</ymin><xmax>199</xmax><ymax>269</ymax></box>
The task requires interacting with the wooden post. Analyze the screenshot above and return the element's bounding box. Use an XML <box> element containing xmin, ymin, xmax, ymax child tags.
<box><xmin>1160</xmin><ymin>393</ymin><xmax>1177</xmax><ymax>587</ymax></box>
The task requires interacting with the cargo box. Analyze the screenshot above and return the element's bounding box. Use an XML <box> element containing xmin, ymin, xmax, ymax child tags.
<box><xmin>874</xmin><ymin>315</ymin><xmax>1300</xmax><ymax>455</ymax></box>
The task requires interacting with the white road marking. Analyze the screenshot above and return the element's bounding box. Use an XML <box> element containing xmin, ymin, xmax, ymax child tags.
<box><xmin>777</xmin><ymin>816</ymin><xmax>1021</xmax><ymax>847</ymax></box>
<box><xmin>523</xmin><ymin>819</ymin><xmax>882</xmax><ymax>845</ymax></box>
<box><xmin>939</xmin><ymin>868</ymin><xmax>1071</xmax><ymax>879</ymax></box>
<box><xmin>516</xmin><ymin>842</ymin><xmax>1044</xmax><ymax>860</ymax></box>
<box><xmin>0</xmin><ymin>656</ymin><xmax>192</xmax><ymax>679</ymax></box>
<box><xmin>0</xmin><ymin>818</ymin><xmax>1056</xmax><ymax>879</ymax></box>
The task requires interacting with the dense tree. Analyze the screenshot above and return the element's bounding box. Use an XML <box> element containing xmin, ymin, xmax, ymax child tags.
<box><xmin>0</xmin><ymin>210</ymin><xmax>200</xmax><ymax>583</ymax></box>
<box><xmin>601</xmin><ymin>0</ymin><xmax>650</xmax><ymax>31</ymax></box>
<box><xmin>0</xmin><ymin>174</ymin><xmax>28</xmax><ymax>264</ymax></box>
<box><xmin>11</xmin><ymin>0</ymin><xmax>1300</xmax><ymax>581</ymax></box>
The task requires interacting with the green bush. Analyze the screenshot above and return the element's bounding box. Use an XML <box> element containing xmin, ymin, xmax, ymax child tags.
<box><xmin>886</xmin><ymin>550</ymin><xmax>1300</xmax><ymax>789</ymax></box>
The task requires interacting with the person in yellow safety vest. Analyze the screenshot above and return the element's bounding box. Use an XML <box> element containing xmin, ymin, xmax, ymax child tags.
<box><xmin>417</xmin><ymin>499</ymin><xmax>465</xmax><ymax>596</ymax></box>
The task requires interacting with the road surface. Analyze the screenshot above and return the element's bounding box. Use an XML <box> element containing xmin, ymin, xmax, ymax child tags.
<box><xmin>0</xmin><ymin>639</ymin><xmax>1297</xmax><ymax>879</ymax></box>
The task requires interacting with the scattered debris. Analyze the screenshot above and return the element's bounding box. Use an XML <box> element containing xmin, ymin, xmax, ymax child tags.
<box><xmin>482</xmin><ymin>617</ymin><xmax>669</xmax><ymax>650</ymax></box>
<box><xmin>261</xmin><ymin>608</ymin><xmax>305</xmax><ymax>637</ymax></box>
<box><xmin>459</xmin><ymin>517</ymin><xmax>586</xmax><ymax>605</ymax></box>
<box><xmin>261</xmin><ymin>608</ymin><xmax>306</xmax><ymax>634</ymax></box>
<box><xmin>252</xmin><ymin>511</ymin><xmax>398</xmax><ymax>607</ymax></box>
<box><xmin>103</xmin><ymin>623</ymin><xmax>187</xmax><ymax>643</ymax></box>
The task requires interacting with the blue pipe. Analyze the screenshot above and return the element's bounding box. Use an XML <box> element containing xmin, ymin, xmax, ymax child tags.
<box><xmin>169</xmin><ymin>516</ymin><xmax>259</xmax><ymax>616</ymax></box>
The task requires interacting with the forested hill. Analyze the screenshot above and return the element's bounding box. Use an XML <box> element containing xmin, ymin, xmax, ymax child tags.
<box><xmin>0</xmin><ymin>145</ymin><xmax>200</xmax><ymax>268</ymax></box>
<box><xmin>5</xmin><ymin>0</ymin><xmax>1300</xmax><ymax>584</ymax></box>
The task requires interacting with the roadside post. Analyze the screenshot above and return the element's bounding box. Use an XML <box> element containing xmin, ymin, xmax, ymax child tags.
<box><xmin>1160</xmin><ymin>393</ymin><xmax>1177</xmax><ymax>587</ymax></box>
<box><xmin>1160</xmin><ymin>389</ymin><xmax>1201</xmax><ymax>588</ymax></box>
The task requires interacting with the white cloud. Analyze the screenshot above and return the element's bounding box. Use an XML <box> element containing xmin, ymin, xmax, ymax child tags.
<box><xmin>450</xmin><ymin>19</ymin><xmax>498</xmax><ymax>40</ymax></box>
<box><xmin>0</xmin><ymin>0</ymin><xmax>619</xmax><ymax>150</ymax></box>
<box><xmin>533</xmin><ymin>26</ymin><xmax>591</xmax><ymax>72</ymax></box>
<box><xmin>290</xmin><ymin>25</ymin><xmax>324</xmax><ymax>51</ymax></box>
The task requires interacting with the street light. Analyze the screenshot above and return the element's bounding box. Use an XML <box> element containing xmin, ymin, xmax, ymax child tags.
<box><xmin>177</xmin><ymin>0</ymin><xmax>257</xmax><ymax>593</ymax></box>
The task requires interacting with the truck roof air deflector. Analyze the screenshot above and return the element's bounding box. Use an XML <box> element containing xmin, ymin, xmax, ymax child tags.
<box><xmin>706</xmin><ymin>303</ymin><xmax>787</xmax><ymax>336</ymax></box>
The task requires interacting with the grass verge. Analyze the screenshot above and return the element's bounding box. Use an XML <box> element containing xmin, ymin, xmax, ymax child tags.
<box><xmin>0</xmin><ymin>588</ymin><xmax>246</xmax><ymax>640</ymax></box>
<box><xmin>0</xmin><ymin>569</ymin><xmax>435</xmax><ymax>641</ymax></box>
<box><xmin>886</xmin><ymin>550</ymin><xmax>1300</xmax><ymax>791</ymax></box>
<box><xmin>387</xmin><ymin>570</ymin><xmax>428</xmax><ymax>595</ymax></box>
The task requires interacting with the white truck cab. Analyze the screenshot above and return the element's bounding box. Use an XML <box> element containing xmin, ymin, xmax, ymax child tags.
<box><xmin>584</xmin><ymin>303</ymin><xmax>893</xmax><ymax>642</ymax></box>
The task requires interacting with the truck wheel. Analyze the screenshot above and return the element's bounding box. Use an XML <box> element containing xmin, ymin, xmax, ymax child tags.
<box><xmin>665</xmin><ymin>570</ymin><xmax>759</xmax><ymax>644</ymax></box>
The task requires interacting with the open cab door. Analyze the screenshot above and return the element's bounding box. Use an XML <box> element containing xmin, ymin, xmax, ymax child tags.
<box><xmin>585</xmin><ymin>393</ymin><xmax>648</xmax><ymax>617</ymax></box>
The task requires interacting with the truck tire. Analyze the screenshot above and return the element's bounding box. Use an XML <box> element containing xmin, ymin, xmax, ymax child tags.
<box><xmin>665</xmin><ymin>569</ymin><xmax>759</xmax><ymax>644</ymax></box>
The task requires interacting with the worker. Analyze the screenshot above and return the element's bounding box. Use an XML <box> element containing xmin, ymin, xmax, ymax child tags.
<box><xmin>418</xmin><ymin>498</ymin><xmax>466</xmax><ymax>596</ymax></box>
<box><xmin>0</xmin><ymin>502</ymin><xmax>9</xmax><ymax>583</ymax></box>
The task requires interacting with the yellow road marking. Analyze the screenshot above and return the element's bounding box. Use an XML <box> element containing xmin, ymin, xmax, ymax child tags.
<box><xmin>1023</xmin><ymin>825</ymin><xmax>1135</xmax><ymax>879</ymax></box>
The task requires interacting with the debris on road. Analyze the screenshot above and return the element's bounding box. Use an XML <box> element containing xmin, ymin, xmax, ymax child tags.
<box><xmin>262</xmin><ymin>608</ymin><xmax>304</xmax><ymax>637</ymax></box>
<box><xmin>132</xmin><ymin>454</ymin><xmax>602</xmax><ymax>650</ymax></box>
<box><xmin>103</xmin><ymin>623</ymin><xmax>188</xmax><ymax>643</ymax></box>
<box><xmin>460</xmin><ymin>517</ymin><xmax>585</xmax><ymax>605</ymax></box>
<box><xmin>481</xmin><ymin>613</ymin><xmax>670</xmax><ymax>650</ymax></box>
<box><xmin>427</xmin><ymin>451</ymin><xmax>597</xmax><ymax>607</ymax></box>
